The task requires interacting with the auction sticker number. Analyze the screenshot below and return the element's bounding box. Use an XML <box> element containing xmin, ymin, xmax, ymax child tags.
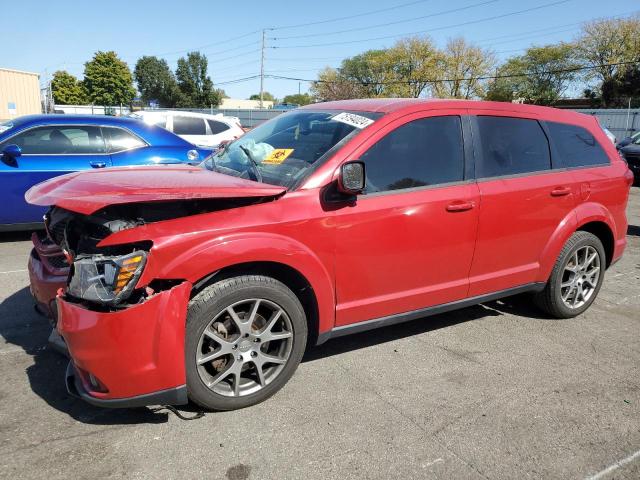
<box><xmin>263</xmin><ymin>148</ymin><xmax>294</xmax><ymax>164</ymax></box>
<box><xmin>331</xmin><ymin>112</ymin><xmax>374</xmax><ymax>129</ymax></box>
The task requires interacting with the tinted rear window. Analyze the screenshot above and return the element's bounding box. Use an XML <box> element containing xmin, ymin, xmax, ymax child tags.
<box><xmin>207</xmin><ymin>120</ymin><xmax>230</xmax><ymax>134</ymax></box>
<box><xmin>173</xmin><ymin>116</ymin><xmax>206</xmax><ymax>135</ymax></box>
<box><xmin>546</xmin><ymin>122</ymin><xmax>610</xmax><ymax>168</ymax></box>
<box><xmin>476</xmin><ymin>116</ymin><xmax>551</xmax><ymax>178</ymax></box>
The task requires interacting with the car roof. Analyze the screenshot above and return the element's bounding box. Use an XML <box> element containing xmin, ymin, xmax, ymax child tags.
<box><xmin>1</xmin><ymin>114</ymin><xmax>200</xmax><ymax>149</ymax></box>
<box><xmin>134</xmin><ymin>110</ymin><xmax>231</xmax><ymax>121</ymax></box>
<box><xmin>8</xmin><ymin>114</ymin><xmax>148</xmax><ymax>128</ymax></box>
<box><xmin>301</xmin><ymin>98</ymin><xmax>594</xmax><ymax>124</ymax></box>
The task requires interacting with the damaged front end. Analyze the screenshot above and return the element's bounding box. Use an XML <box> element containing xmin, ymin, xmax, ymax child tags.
<box><xmin>46</xmin><ymin>196</ymin><xmax>266</xmax><ymax>309</ymax></box>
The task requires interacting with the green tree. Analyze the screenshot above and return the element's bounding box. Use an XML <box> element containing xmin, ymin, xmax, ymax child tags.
<box><xmin>134</xmin><ymin>56</ymin><xmax>180</xmax><ymax>107</ymax></box>
<box><xmin>485</xmin><ymin>44</ymin><xmax>579</xmax><ymax>105</ymax></box>
<box><xmin>51</xmin><ymin>70</ymin><xmax>87</xmax><ymax>105</ymax></box>
<box><xmin>175</xmin><ymin>52</ymin><xmax>221</xmax><ymax>107</ymax></box>
<box><xmin>575</xmin><ymin>15</ymin><xmax>640</xmax><ymax>105</ymax></box>
<box><xmin>386</xmin><ymin>37</ymin><xmax>442</xmax><ymax>98</ymax></box>
<box><xmin>249</xmin><ymin>92</ymin><xmax>275</xmax><ymax>101</ymax></box>
<box><xmin>432</xmin><ymin>37</ymin><xmax>496</xmax><ymax>99</ymax></box>
<box><xmin>282</xmin><ymin>93</ymin><xmax>313</xmax><ymax>105</ymax></box>
<box><xmin>601</xmin><ymin>65</ymin><xmax>640</xmax><ymax>108</ymax></box>
<box><xmin>83</xmin><ymin>51</ymin><xmax>136</xmax><ymax>106</ymax></box>
<box><xmin>339</xmin><ymin>49</ymin><xmax>393</xmax><ymax>97</ymax></box>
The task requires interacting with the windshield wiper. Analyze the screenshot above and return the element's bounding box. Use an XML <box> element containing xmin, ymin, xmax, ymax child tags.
<box><xmin>239</xmin><ymin>145</ymin><xmax>263</xmax><ymax>183</ymax></box>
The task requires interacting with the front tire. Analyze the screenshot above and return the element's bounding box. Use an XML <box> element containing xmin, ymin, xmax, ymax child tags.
<box><xmin>185</xmin><ymin>275</ymin><xmax>307</xmax><ymax>411</ymax></box>
<box><xmin>535</xmin><ymin>231</ymin><xmax>605</xmax><ymax>318</ymax></box>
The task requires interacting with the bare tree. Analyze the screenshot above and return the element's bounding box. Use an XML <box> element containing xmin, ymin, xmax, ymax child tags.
<box><xmin>432</xmin><ymin>38</ymin><xmax>496</xmax><ymax>99</ymax></box>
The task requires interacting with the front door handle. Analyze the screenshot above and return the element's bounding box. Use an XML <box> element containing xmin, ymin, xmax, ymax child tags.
<box><xmin>90</xmin><ymin>161</ymin><xmax>106</xmax><ymax>169</ymax></box>
<box><xmin>550</xmin><ymin>186</ymin><xmax>571</xmax><ymax>197</ymax></box>
<box><xmin>446</xmin><ymin>200</ymin><xmax>475</xmax><ymax>212</ymax></box>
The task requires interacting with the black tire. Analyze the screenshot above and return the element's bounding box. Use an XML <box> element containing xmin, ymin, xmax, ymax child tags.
<box><xmin>534</xmin><ymin>231</ymin><xmax>606</xmax><ymax>318</ymax></box>
<box><xmin>185</xmin><ymin>275</ymin><xmax>307</xmax><ymax>411</ymax></box>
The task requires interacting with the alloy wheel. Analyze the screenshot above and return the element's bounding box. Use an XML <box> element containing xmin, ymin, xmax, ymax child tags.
<box><xmin>195</xmin><ymin>298</ymin><xmax>294</xmax><ymax>397</ymax></box>
<box><xmin>560</xmin><ymin>245</ymin><xmax>601</xmax><ymax>309</ymax></box>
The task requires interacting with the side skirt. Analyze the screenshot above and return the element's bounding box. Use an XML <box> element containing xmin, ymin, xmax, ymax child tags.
<box><xmin>316</xmin><ymin>282</ymin><xmax>545</xmax><ymax>345</ymax></box>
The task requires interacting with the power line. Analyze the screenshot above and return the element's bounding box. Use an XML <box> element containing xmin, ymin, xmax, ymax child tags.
<box><xmin>271</xmin><ymin>0</ymin><xmax>573</xmax><ymax>49</ymax></box>
<box><xmin>264</xmin><ymin>61</ymin><xmax>640</xmax><ymax>85</ymax></box>
<box><xmin>271</xmin><ymin>0</ymin><xmax>500</xmax><ymax>40</ymax></box>
<box><xmin>131</xmin><ymin>30</ymin><xmax>262</xmax><ymax>59</ymax></box>
<box><xmin>270</xmin><ymin>0</ymin><xmax>434</xmax><ymax>30</ymax></box>
<box><xmin>214</xmin><ymin>75</ymin><xmax>261</xmax><ymax>86</ymax></box>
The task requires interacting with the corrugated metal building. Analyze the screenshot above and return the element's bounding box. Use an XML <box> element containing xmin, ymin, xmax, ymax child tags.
<box><xmin>0</xmin><ymin>68</ymin><xmax>41</xmax><ymax>120</ymax></box>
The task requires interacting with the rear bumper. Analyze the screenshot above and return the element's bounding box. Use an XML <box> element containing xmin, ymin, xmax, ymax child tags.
<box><xmin>57</xmin><ymin>281</ymin><xmax>192</xmax><ymax>407</ymax></box>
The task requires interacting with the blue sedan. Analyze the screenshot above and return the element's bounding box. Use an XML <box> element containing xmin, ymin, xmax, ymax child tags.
<box><xmin>0</xmin><ymin>114</ymin><xmax>212</xmax><ymax>230</ymax></box>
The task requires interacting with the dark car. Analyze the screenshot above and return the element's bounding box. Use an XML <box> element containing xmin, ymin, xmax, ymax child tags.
<box><xmin>617</xmin><ymin>133</ymin><xmax>640</xmax><ymax>184</ymax></box>
<box><xmin>0</xmin><ymin>114</ymin><xmax>212</xmax><ymax>231</ymax></box>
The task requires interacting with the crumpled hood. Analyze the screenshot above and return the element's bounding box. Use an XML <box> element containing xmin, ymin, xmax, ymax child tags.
<box><xmin>25</xmin><ymin>165</ymin><xmax>286</xmax><ymax>215</ymax></box>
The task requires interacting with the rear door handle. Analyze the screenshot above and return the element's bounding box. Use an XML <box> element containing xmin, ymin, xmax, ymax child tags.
<box><xmin>550</xmin><ymin>186</ymin><xmax>571</xmax><ymax>197</ymax></box>
<box><xmin>446</xmin><ymin>200</ymin><xmax>475</xmax><ymax>212</ymax></box>
<box><xmin>90</xmin><ymin>161</ymin><xmax>106</xmax><ymax>169</ymax></box>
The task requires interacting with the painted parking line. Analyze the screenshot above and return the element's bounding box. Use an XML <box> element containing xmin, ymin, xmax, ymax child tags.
<box><xmin>0</xmin><ymin>269</ymin><xmax>28</xmax><ymax>274</ymax></box>
<box><xmin>585</xmin><ymin>448</ymin><xmax>640</xmax><ymax>480</ymax></box>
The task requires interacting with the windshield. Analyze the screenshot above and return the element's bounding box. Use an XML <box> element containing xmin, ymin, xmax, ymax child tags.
<box><xmin>202</xmin><ymin>109</ymin><xmax>382</xmax><ymax>189</ymax></box>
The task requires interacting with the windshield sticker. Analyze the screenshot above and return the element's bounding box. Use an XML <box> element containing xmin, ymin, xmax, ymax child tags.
<box><xmin>262</xmin><ymin>148</ymin><xmax>294</xmax><ymax>165</ymax></box>
<box><xmin>331</xmin><ymin>112</ymin><xmax>374</xmax><ymax>129</ymax></box>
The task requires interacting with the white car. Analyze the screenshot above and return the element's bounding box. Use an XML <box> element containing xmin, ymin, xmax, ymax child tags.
<box><xmin>129</xmin><ymin>111</ymin><xmax>244</xmax><ymax>148</ymax></box>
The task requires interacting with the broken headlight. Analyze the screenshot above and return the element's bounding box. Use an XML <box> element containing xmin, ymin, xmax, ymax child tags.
<box><xmin>67</xmin><ymin>251</ymin><xmax>147</xmax><ymax>306</ymax></box>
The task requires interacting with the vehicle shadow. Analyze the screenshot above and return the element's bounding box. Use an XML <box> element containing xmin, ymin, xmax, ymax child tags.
<box><xmin>1</xmin><ymin>284</ymin><xmax>549</xmax><ymax>423</ymax></box>
<box><xmin>628</xmin><ymin>224</ymin><xmax>640</xmax><ymax>237</ymax></box>
<box><xmin>0</xmin><ymin>231</ymin><xmax>38</xmax><ymax>243</ymax></box>
<box><xmin>303</xmin><ymin>293</ymin><xmax>550</xmax><ymax>362</ymax></box>
<box><xmin>0</xmin><ymin>286</ymin><xmax>170</xmax><ymax>425</ymax></box>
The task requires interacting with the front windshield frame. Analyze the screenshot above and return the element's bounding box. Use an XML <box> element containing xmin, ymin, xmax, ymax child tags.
<box><xmin>202</xmin><ymin>109</ymin><xmax>383</xmax><ymax>190</ymax></box>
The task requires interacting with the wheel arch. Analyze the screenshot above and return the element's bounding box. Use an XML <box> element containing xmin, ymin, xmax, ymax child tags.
<box><xmin>575</xmin><ymin>220</ymin><xmax>614</xmax><ymax>267</ymax></box>
<box><xmin>191</xmin><ymin>261</ymin><xmax>321</xmax><ymax>346</ymax></box>
<box><xmin>537</xmin><ymin>203</ymin><xmax>617</xmax><ymax>282</ymax></box>
<box><xmin>155</xmin><ymin>233</ymin><xmax>335</xmax><ymax>339</ymax></box>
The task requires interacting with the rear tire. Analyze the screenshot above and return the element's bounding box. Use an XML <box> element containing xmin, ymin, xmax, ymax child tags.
<box><xmin>534</xmin><ymin>231</ymin><xmax>605</xmax><ymax>318</ymax></box>
<box><xmin>185</xmin><ymin>275</ymin><xmax>307</xmax><ymax>411</ymax></box>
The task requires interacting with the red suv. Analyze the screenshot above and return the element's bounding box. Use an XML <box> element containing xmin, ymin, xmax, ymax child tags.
<box><xmin>26</xmin><ymin>100</ymin><xmax>633</xmax><ymax>411</ymax></box>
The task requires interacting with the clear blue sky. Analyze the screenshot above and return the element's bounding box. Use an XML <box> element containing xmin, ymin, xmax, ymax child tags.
<box><xmin>1</xmin><ymin>0</ymin><xmax>637</xmax><ymax>100</ymax></box>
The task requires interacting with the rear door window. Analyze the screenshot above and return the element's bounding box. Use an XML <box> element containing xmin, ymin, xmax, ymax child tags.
<box><xmin>103</xmin><ymin>127</ymin><xmax>146</xmax><ymax>153</ymax></box>
<box><xmin>207</xmin><ymin>120</ymin><xmax>230</xmax><ymax>134</ymax></box>
<box><xmin>476</xmin><ymin>116</ymin><xmax>551</xmax><ymax>178</ymax></box>
<box><xmin>173</xmin><ymin>116</ymin><xmax>207</xmax><ymax>135</ymax></box>
<box><xmin>546</xmin><ymin>122</ymin><xmax>610</xmax><ymax>168</ymax></box>
<box><xmin>2</xmin><ymin>126</ymin><xmax>106</xmax><ymax>154</ymax></box>
<box><xmin>361</xmin><ymin>116</ymin><xmax>465</xmax><ymax>193</ymax></box>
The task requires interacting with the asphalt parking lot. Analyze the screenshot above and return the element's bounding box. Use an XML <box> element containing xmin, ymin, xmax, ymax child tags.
<box><xmin>0</xmin><ymin>189</ymin><xmax>638</xmax><ymax>480</ymax></box>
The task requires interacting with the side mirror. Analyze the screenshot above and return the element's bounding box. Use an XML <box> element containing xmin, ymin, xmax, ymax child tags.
<box><xmin>617</xmin><ymin>137</ymin><xmax>632</xmax><ymax>148</ymax></box>
<box><xmin>338</xmin><ymin>161</ymin><xmax>365</xmax><ymax>195</ymax></box>
<box><xmin>2</xmin><ymin>144</ymin><xmax>21</xmax><ymax>158</ymax></box>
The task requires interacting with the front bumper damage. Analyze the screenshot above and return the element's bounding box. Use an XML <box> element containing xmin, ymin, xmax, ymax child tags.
<box><xmin>28</xmin><ymin>232</ymin><xmax>68</xmax><ymax>322</ymax></box>
<box><xmin>58</xmin><ymin>281</ymin><xmax>192</xmax><ymax>408</ymax></box>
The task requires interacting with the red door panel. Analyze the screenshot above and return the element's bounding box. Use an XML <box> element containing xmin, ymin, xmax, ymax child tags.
<box><xmin>468</xmin><ymin>172</ymin><xmax>577</xmax><ymax>296</ymax></box>
<box><xmin>334</xmin><ymin>183</ymin><xmax>479</xmax><ymax>325</ymax></box>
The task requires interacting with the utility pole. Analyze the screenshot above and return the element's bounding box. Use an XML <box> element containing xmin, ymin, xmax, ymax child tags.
<box><xmin>260</xmin><ymin>29</ymin><xmax>266</xmax><ymax>109</ymax></box>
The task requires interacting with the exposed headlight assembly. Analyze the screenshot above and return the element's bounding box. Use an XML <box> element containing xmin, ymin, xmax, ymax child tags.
<box><xmin>67</xmin><ymin>251</ymin><xmax>147</xmax><ymax>306</ymax></box>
